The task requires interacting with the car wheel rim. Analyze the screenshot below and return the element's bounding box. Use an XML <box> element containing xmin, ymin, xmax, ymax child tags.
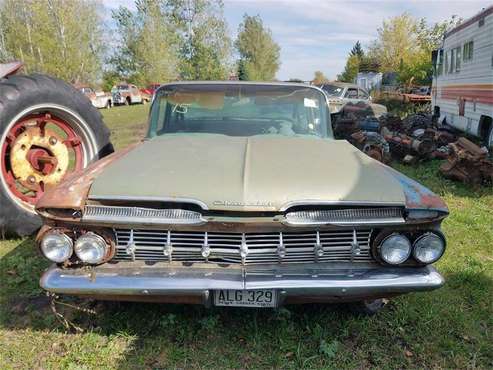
<box><xmin>0</xmin><ymin>105</ymin><xmax>98</xmax><ymax>213</ymax></box>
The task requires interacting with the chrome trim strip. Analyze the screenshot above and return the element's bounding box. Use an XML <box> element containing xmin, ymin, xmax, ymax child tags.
<box><xmin>279</xmin><ymin>200</ymin><xmax>405</xmax><ymax>212</ymax></box>
<box><xmin>88</xmin><ymin>195</ymin><xmax>209</xmax><ymax>210</ymax></box>
<box><xmin>83</xmin><ymin>205</ymin><xmax>206</xmax><ymax>225</ymax></box>
<box><xmin>285</xmin><ymin>208</ymin><xmax>405</xmax><ymax>226</ymax></box>
<box><xmin>40</xmin><ymin>264</ymin><xmax>445</xmax><ymax>303</ymax></box>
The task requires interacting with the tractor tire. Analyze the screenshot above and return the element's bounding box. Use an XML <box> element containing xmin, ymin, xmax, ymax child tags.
<box><xmin>0</xmin><ymin>73</ymin><xmax>113</xmax><ymax>236</ymax></box>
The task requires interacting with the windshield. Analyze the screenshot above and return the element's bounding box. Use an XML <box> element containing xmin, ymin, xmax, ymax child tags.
<box><xmin>148</xmin><ymin>84</ymin><xmax>331</xmax><ymax>138</ymax></box>
<box><xmin>320</xmin><ymin>84</ymin><xmax>344</xmax><ymax>97</ymax></box>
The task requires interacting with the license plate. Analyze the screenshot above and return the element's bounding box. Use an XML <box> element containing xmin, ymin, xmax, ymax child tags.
<box><xmin>214</xmin><ymin>289</ymin><xmax>277</xmax><ymax>307</ymax></box>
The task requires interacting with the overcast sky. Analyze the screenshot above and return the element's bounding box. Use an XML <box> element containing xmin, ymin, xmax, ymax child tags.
<box><xmin>105</xmin><ymin>0</ymin><xmax>492</xmax><ymax>81</ymax></box>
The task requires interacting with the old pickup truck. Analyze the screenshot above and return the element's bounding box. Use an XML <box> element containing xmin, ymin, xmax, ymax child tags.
<box><xmin>35</xmin><ymin>82</ymin><xmax>447</xmax><ymax>313</ymax></box>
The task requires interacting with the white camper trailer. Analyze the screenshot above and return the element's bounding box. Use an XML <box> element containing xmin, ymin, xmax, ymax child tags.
<box><xmin>432</xmin><ymin>6</ymin><xmax>493</xmax><ymax>148</ymax></box>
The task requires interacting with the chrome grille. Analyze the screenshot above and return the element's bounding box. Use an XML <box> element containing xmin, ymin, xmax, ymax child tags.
<box><xmin>113</xmin><ymin>229</ymin><xmax>373</xmax><ymax>265</ymax></box>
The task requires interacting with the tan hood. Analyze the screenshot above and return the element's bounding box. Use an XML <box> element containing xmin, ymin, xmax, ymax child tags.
<box><xmin>88</xmin><ymin>134</ymin><xmax>406</xmax><ymax>211</ymax></box>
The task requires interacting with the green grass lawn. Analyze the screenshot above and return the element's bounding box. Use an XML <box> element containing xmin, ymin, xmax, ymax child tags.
<box><xmin>102</xmin><ymin>104</ymin><xmax>150</xmax><ymax>150</ymax></box>
<box><xmin>0</xmin><ymin>105</ymin><xmax>492</xmax><ymax>369</ymax></box>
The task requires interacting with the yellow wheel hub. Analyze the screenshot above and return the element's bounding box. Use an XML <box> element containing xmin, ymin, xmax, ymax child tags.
<box><xmin>10</xmin><ymin>126</ymin><xmax>70</xmax><ymax>189</ymax></box>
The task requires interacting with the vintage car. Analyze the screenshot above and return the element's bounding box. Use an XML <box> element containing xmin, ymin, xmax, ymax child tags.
<box><xmin>77</xmin><ymin>85</ymin><xmax>113</xmax><ymax>109</ymax></box>
<box><xmin>35</xmin><ymin>82</ymin><xmax>448</xmax><ymax>312</ymax></box>
<box><xmin>111</xmin><ymin>84</ymin><xmax>150</xmax><ymax>106</ymax></box>
<box><xmin>318</xmin><ymin>82</ymin><xmax>371</xmax><ymax>114</ymax></box>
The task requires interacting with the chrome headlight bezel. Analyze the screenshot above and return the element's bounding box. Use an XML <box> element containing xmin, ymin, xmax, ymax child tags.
<box><xmin>413</xmin><ymin>232</ymin><xmax>446</xmax><ymax>264</ymax></box>
<box><xmin>378</xmin><ymin>233</ymin><xmax>412</xmax><ymax>265</ymax></box>
<box><xmin>74</xmin><ymin>232</ymin><xmax>109</xmax><ymax>265</ymax></box>
<box><xmin>40</xmin><ymin>231</ymin><xmax>73</xmax><ymax>263</ymax></box>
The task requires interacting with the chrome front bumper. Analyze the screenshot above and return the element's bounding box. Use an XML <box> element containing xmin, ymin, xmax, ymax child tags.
<box><xmin>40</xmin><ymin>262</ymin><xmax>444</xmax><ymax>306</ymax></box>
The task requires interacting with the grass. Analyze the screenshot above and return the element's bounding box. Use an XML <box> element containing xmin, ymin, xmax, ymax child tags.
<box><xmin>1</xmin><ymin>104</ymin><xmax>492</xmax><ymax>369</ymax></box>
<box><xmin>102</xmin><ymin>104</ymin><xmax>149</xmax><ymax>150</ymax></box>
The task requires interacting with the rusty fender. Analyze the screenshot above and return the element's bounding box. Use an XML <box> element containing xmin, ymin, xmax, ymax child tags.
<box><xmin>35</xmin><ymin>143</ymin><xmax>141</xmax><ymax>212</ymax></box>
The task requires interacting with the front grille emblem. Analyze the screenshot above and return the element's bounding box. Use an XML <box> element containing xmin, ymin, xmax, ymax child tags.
<box><xmin>125</xmin><ymin>229</ymin><xmax>136</xmax><ymax>261</ymax></box>
<box><xmin>350</xmin><ymin>229</ymin><xmax>361</xmax><ymax>263</ymax></box>
<box><xmin>314</xmin><ymin>231</ymin><xmax>324</xmax><ymax>259</ymax></box>
<box><xmin>277</xmin><ymin>232</ymin><xmax>286</xmax><ymax>259</ymax></box>
<box><xmin>201</xmin><ymin>232</ymin><xmax>211</xmax><ymax>259</ymax></box>
<box><xmin>163</xmin><ymin>230</ymin><xmax>173</xmax><ymax>262</ymax></box>
<box><xmin>239</xmin><ymin>233</ymin><xmax>249</xmax><ymax>264</ymax></box>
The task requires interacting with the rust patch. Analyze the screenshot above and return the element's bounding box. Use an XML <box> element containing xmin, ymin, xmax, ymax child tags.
<box><xmin>36</xmin><ymin>143</ymin><xmax>141</xmax><ymax>212</ymax></box>
<box><xmin>383</xmin><ymin>165</ymin><xmax>448</xmax><ymax>212</ymax></box>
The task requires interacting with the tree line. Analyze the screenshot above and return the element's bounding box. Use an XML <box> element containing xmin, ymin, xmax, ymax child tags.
<box><xmin>0</xmin><ymin>0</ymin><xmax>281</xmax><ymax>89</ymax></box>
<box><xmin>324</xmin><ymin>13</ymin><xmax>462</xmax><ymax>87</ymax></box>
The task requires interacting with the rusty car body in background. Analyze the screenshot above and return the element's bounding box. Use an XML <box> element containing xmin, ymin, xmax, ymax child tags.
<box><xmin>35</xmin><ymin>82</ymin><xmax>447</xmax><ymax>313</ymax></box>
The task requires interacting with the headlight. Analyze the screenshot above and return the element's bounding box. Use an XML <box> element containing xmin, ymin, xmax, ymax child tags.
<box><xmin>40</xmin><ymin>232</ymin><xmax>73</xmax><ymax>263</ymax></box>
<box><xmin>379</xmin><ymin>234</ymin><xmax>411</xmax><ymax>264</ymax></box>
<box><xmin>413</xmin><ymin>233</ymin><xmax>445</xmax><ymax>264</ymax></box>
<box><xmin>74</xmin><ymin>232</ymin><xmax>108</xmax><ymax>264</ymax></box>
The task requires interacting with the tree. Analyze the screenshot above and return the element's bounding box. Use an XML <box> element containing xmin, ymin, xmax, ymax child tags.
<box><xmin>312</xmin><ymin>71</ymin><xmax>328</xmax><ymax>84</ymax></box>
<box><xmin>101</xmin><ymin>70</ymin><xmax>121</xmax><ymax>92</ymax></box>
<box><xmin>171</xmin><ymin>0</ymin><xmax>231</xmax><ymax>80</ymax></box>
<box><xmin>337</xmin><ymin>41</ymin><xmax>365</xmax><ymax>82</ymax></box>
<box><xmin>337</xmin><ymin>54</ymin><xmax>359</xmax><ymax>82</ymax></box>
<box><xmin>367</xmin><ymin>13</ymin><xmax>462</xmax><ymax>85</ymax></box>
<box><xmin>235</xmin><ymin>14</ymin><xmax>280</xmax><ymax>81</ymax></box>
<box><xmin>111</xmin><ymin>0</ymin><xmax>180</xmax><ymax>85</ymax></box>
<box><xmin>359</xmin><ymin>55</ymin><xmax>380</xmax><ymax>72</ymax></box>
<box><xmin>367</xmin><ymin>13</ymin><xmax>421</xmax><ymax>73</ymax></box>
<box><xmin>0</xmin><ymin>0</ymin><xmax>104</xmax><ymax>83</ymax></box>
<box><xmin>350</xmin><ymin>41</ymin><xmax>364</xmax><ymax>60</ymax></box>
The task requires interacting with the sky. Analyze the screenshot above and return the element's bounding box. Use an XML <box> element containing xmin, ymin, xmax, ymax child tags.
<box><xmin>105</xmin><ymin>0</ymin><xmax>492</xmax><ymax>81</ymax></box>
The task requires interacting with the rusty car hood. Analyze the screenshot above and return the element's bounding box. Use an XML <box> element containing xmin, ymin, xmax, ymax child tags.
<box><xmin>87</xmin><ymin>134</ymin><xmax>408</xmax><ymax>211</ymax></box>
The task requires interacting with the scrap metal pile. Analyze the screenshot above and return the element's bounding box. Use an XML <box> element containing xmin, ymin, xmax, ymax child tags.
<box><xmin>334</xmin><ymin>103</ymin><xmax>493</xmax><ymax>186</ymax></box>
<box><xmin>440</xmin><ymin>137</ymin><xmax>493</xmax><ymax>185</ymax></box>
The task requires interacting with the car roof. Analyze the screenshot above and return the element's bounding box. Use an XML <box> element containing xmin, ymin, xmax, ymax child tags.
<box><xmin>156</xmin><ymin>80</ymin><xmax>323</xmax><ymax>94</ymax></box>
<box><xmin>320</xmin><ymin>82</ymin><xmax>358</xmax><ymax>88</ymax></box>
<box><xmin>160</xmin><ymin>80</ymin><xmax>311</xmax><ymax>87</ymax></box>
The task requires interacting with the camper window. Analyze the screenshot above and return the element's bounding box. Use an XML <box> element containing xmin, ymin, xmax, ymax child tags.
<box><xmin>444</xmin><ymin>51</ymin><xmax>449</xmax><ymax>74</ymax></box>
<box><xmin>455</xmin><ymin>47</ymin><xmax>461</xmax><ymax>72</ymax></box>
<box><xmin>463</xmin><ymin>41</ymin><xmax>474</xmax><ymax>62</ymax></box>
<box><xmin>450</xmin><ymin>49</ymin><xmax>455</xmax><ymax>73</ymax></box>
<box><xmin>437</xmin><ymin>50</ymin><xmax>444</xmax><ymax>75</ymax></box>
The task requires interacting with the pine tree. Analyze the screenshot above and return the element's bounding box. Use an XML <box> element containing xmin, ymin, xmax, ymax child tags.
<box><xmin>350</xmin><ymin>41</ymin><xmax>364</xmax><ymax>60</ymax></box>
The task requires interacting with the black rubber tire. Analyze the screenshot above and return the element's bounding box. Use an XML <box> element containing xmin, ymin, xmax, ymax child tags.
<box><xmin>0</xmin><ymin>73</ymin><xmax>113</xmax><ymax>236</ymax></box>
<box><xmin>348</xmin><ymin>299</ymin><xmax>388</xmax><ymax>315</ymax></box>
